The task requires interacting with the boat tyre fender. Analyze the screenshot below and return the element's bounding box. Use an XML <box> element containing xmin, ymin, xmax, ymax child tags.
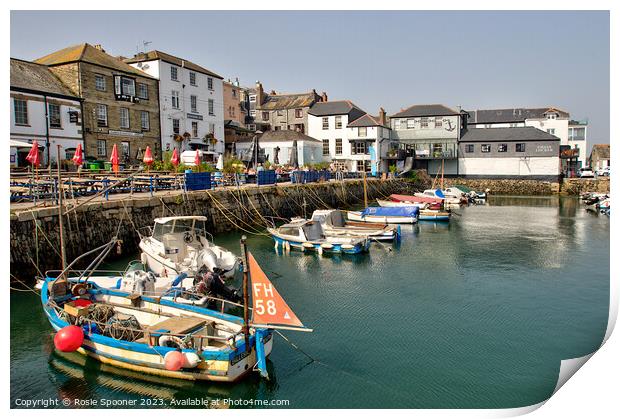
<box><xmin>159</xmin><ymin>335</ymin><xmax>187</xmax><ymax>349</ymax></box>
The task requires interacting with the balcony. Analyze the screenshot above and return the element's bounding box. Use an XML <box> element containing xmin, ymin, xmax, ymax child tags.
<box><xmin>400</xmin><ymin>142</ymin><xmax>458</xmax><ymax>159</ymax></box>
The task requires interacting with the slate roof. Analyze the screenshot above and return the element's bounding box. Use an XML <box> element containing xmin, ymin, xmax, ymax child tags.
<box><xmin>308</xmin><ymin>100</ymin><xmax>365</xmax><ymax>120</ymax></box>
<box><xmin>467</xmin><ymin>107</ymin><xmax>570</xmax><ymax>124</ymax></box>
<box><xmin>10</xmin><ymin>58</ymin><xmax>79</xmax><ymax>99</ymax></box>
<box><xmin>237</xmin><ymin>129</ymin><xmax>321</xmax><ymax>143</ymax></box>
<box><xmin>35</xmin><ymin>43</ymin><xmax>155</xmax><ymax>79</ymax></box>
<box><xmin>460</xmin><ymin>127</ymin><xmax>560</xmax><ymax>142</ymax></box>
<box><xmin>259</xmin><ymin>92</ymin><xmax>320</xmax><ymax>110</ymax></box>
<box><xmin>590</xmin><ymin>144</ymin><xmax>610</xmax><ymax>160</ymax></box>
<box><xmin>347</xmin><ymin>113</ymin><xmax>389</xmax><ymax>128</ymax></box>
<box><xmin>124</xmin><ymin>50</ymin><xmax>223</xmax><ymax>79</ymax></box>
<box><xmin>391</xmin><ymin>104</ymin><xmax>460</xmax><ymax>118</ymax></box>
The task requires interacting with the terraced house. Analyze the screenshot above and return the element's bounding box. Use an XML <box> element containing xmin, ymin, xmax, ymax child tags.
<box><xmin>34</xmin><ymin>43</ymin><xmax>161</xmax><ymax>162</ymax></box>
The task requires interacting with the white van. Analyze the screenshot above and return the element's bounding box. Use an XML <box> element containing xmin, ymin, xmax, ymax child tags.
<box><xmin>180</xmin><ymin>150</ymin><xmax>217</xmax><ymax>166</ymax></box>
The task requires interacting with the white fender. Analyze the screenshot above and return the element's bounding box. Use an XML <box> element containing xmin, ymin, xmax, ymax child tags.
<box><xmin>140</xmin><ymin>252</ymin><xmax>148</xmax><ymax>266</ymax></box>
<box><xmin>183</xmin><ymin>352</ymin><xmax>201</xmax><ymax>368</ymax></box>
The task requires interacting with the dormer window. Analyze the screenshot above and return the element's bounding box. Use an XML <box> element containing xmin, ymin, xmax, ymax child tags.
<box><xmin>547</xmin><ymin>112</ymin><xmax>558</xmax><ymax>120</ymax></box>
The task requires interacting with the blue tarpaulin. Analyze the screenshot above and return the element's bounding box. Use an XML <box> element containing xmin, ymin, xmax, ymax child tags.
<box><xmin>360</xmin><ymin>206</ymin><xmax>419</xmax><ymax>217</ymax></box>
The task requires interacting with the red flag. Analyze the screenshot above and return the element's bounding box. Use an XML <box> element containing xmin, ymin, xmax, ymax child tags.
<box><xmin>143</xmin><ymin>146</ymin><xmax>154</xmax><ymax>165</ymax></box>
<box><xmin>248</xmin><ymin>252</ymin><xmax>304</xmax><ymax>328</ymax></box>
<box><xmin>72</xmin><ymin>143</ymin><xmax>83</xmax><ymax>166</ymax></box>
<box><xmin>25</xmin><ymin>141</ymin><xmax>41</xmax><ymax>167</ymax></box>
<box><xmin>110</xmin><ymin>144</ymin><xmax>119</xmax><ymax>174</ymax></box>
<box><xmin>170</xmin><ymin>148</ymin><xmax>180</xmax><ymax>166</ymax></box>
<box><xmin>194</xmin><ymin>149</ymin><xmax>201</xmax><ymax>167</ymax></box>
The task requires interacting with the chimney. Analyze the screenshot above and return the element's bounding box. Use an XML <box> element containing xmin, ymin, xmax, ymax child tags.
<box><xmin>270</xmin><ymin>89</ymin><xmax>277</xmax><ymax>95</ymax></box>
<box><xmin>234</xmin><ymin>77</ymin><xmax>239</xmax><ymax>87</ymax></box>
<box><xmin>379</xmin><ymin>107</ymin><xmax>386</xmax><ymax>126</ymax></box>
<box><xmin>94</xmin><ymin>44</ymin><xmax>105</xmax><ymax>52</ymax></box>
<box><xmin>321</xmin><ymin>91</ymin><xmax>328</xmax><ymax>102</ymax></box>
<box><xmin>256</xmin><ymin>80</ymin><xmax>264</xmax><ymax>105</ymax></box>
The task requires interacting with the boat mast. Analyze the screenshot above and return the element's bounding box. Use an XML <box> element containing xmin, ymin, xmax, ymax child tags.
<box><xmin>440</xmin><ymin>158</ymin><xmax>445</xmax><ymax>191</ymax></box>
<box><xmin>240</xmin><ymin>235</ymin><xmax>251</xmax><ymax>353</ymax></box>
<box><xmin>363</xmin><ymin>154</ymin><xmax>368</xmax><ymax>208</ymax></box>
<box><xmin>57</xmin><ymin>145</ymin><xmax>67</xmax><ymax>278</ymax></box>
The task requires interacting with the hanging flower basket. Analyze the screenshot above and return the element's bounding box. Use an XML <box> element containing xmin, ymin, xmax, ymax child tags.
<box><xmin>173</xmin><ymin>134</ymin><xmax>184</xmax><ymax>143</ymax></box>
<box><xmin>183</xmin><ymin>132</ymin><xmax>192</xmax><ymax>139</ymax></box>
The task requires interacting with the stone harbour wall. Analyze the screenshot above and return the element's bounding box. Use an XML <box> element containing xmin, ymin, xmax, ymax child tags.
<box><xmin>10</xmin><ymin>179</ymin><xmax>418</xmax><ymax>283</ymax></box>
<box><xmin>561</xmin><ymin>178</ymin><xmax>610</xmax><ymax>195</ymax></box>
<box><xmin>444</xmin><ymin>177</ymin><xmax>610</xmax><ymax>196</ymax></box>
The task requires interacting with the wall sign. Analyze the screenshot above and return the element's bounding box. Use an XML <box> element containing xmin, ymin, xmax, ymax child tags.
<box><xmin>536</xmin><ymin>145</ymin><xmax>553</xmax><ymax>153</ymax></box>
<box><xmin>187</xmin><ymin>113</ymin><xmax>203</xmax><ymax>120</ymax></box>
<box><xmin>108</xmin><ymin>130</ymin><xmax>144</xmax><ymax>137</ymax></box>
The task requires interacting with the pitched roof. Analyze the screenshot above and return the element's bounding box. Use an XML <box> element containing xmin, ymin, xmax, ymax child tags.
<box><xmin>124</xmin><ymin>50</ymin><xmax>223</xmax><ymax>79</ymax></box>
<box><xmin>259</xmin><ymin>92</ymin><xmax>320</xmax><ymax>110</ymax></box>
<box><xmin>391</xmin><ymin>104</ymin><xmax>460</xmax><ymax>118</ymax></box>
<box><xmin>238</xmin><ymin>129</ymin><xmax>321</xmax><ymax>143</ymax></box>
<box><xmin>308</xmin><ymin>100</ymin><xmax>365</xmax><ymax>119</ymax></box>
<box><xmin>590</xmin><ymin>144</ymin><xmax>610</xmax><ymax>160</ymax></box>
<box><xmin>460</xmin><ymin>127</ymin><xmax>560</xmax><ymax>142</ymax></box>
<box><xmin>467</xmin><ymin>107</ymin><xmax>570</xmax><ymax>124</ymax></box>
<box><xmin>347</xmin><ymin>113</ymin><xmax>389</xmax><ymax>128</ymax></box>
<box><xmin>34</xmin><ymin>43</ymin><xmax>155</xmax><ymax>79</ymax></box>
<box><xmin>10</xmin><ymin>58</ymin><xmax>79</xmax><ymax>99</ymax></box>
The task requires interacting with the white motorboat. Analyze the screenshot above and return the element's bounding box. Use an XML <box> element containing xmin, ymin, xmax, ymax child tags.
<box><xmin>300</xmin><ymin>209</ymin><xmax>399</xmax><ymax>241</ymax></box>
<box><xmin>139</xmin><ymin>216</ymin><xmax>240</xmax><ymax>278</ymax></box>
<box><xmin>376</xmin><ymin>199</ymin><xmax>428</xmax><ymax>209</ymax></box>
<box><xmin>414</xmin><ymin>189</ymin><xmax>463</xmax><ymax>206</ymax></box>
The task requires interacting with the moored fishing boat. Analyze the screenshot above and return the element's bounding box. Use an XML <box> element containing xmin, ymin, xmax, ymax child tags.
<box><xmin>347</xmin><ymin>206</ymin><xmax>419</xmax><ymax>224</ymax></box>
<box><xmin>414</xmin><ymin>189</ymin><xmax>463</xmax><ymax>206</ymax></box>
<box><xmin>268</xmin><ymin>219</ymin><xmax>370</xmax><ymax>254</ymax></box>
<box><xmin>139</xmin><ymin>216</ymin><xmax>240</xmax><ymax>279</ymax></box>
<box><xmin>302</xmin><ymin>209</ymin><xmax>400</xmax><ymax>241</ymax></box>
<box><xmin>376</xmin><ymin>198</ymin><xmax>427</xmax><ymax>209</ymax></box>
<box><xmin>40</xmin><ymin>238</ymin><xmax>311</xmax><ymax>382</ymax></box>
<box><xmin>389</xmin><ymin>194</ymin><xmax>444</xmax><ymax>210</ymax></box>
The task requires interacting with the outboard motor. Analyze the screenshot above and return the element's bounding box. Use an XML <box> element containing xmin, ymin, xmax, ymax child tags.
<box><xmin>194</xmin><ymin>267</ymin><xmax>242</xmax><ymax>309</ymax></box>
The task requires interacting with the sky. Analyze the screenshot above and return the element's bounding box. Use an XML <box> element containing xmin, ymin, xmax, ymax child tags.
<box><xmin>10</xmin><ymin>10</ymin><xmax>610</xmax><ymax>150</ymax></box>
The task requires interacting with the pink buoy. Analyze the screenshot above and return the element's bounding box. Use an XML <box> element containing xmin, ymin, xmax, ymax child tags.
<box><xmin>54</xmin><ymin>325</ymin><xmax>84</xmax><ymax>352</ymax></box>
<box><xmin>164</xmin><ymin>351</ymin><xmax>186</xmax><ymax>371</ymax></box>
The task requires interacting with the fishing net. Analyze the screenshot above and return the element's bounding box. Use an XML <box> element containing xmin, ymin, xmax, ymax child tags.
<box><xmin>87</xmin><ymin>304</ymin><xmax>115</xmax><ymax>324</ymax></box>
<box><xmin>103</xmin><ymin>314</ymin><xmax>144</xmax><ymax>342</ymax></box>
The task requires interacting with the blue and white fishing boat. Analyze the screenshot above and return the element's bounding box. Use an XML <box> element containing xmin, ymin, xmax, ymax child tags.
<box><xmin>40</xmin><ymin>238</ymin><xmax>310</xmax><ymax>382</ymax></box>
<box><xmin>347</xmin><ymin>206</ymin><xmax>419</xmax><ymax>224</ymax></box>
<box><xmin>268</xmin><ymin>219</ymin><xmax>370</xmax><ymax>254</ymax></box>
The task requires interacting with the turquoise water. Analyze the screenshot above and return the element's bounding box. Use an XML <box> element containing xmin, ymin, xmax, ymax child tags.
<box><xmin>10</xmin><ymin>196</ymin><xmax>609</xmax><ymax>408</ymax></box>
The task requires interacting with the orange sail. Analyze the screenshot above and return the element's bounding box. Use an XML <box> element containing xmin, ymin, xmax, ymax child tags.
<box><xmin>248</xmin><ymin>252</ymin><xmax>304</xmax><ymax>328</ymax></box>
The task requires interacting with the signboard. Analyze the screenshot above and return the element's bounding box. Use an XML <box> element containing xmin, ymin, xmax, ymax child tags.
<box><xmin>187</xmin><ymin>113</ymin><xmax>203</xmax><ymax>121</ymax></box>
<box><xmin>108</xmin><ymin>130</ymin><xmax>144</xmax><ymax>137</ymax></box>
<box><xmin>536</xmin><ymin>145</ymin><xmax>553</xmax><ymax>153</ymax></box>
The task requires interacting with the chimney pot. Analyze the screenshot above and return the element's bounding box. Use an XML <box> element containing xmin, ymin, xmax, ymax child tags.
<box><xmin>321</xmin><ymin>91</ymin><xmax>328</xmax><ymax>102</ymax></box>
<box><xmin>379</xmin><ymin>107</ymin><xmax>386</xmax><ymax>125</ymax></box>
<box><xmin>94</xmin><ymin>44</ymin><xmax>105</xmax><ymax>52</ymax></box>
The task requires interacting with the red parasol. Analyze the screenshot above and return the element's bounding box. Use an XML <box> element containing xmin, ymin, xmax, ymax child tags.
<box><xmin>72</xmin><ymin>143</ymin><xmax>83</xmax><ymax>166</ymax></box>
<box><xmin>26</xmin><ymin>140</ymin><xmax>41</xmax><ymax>167</ymax></box>
<box><xmin>110</xmin><ymin>144</ymin><xmax>119</xmax><ymax>174</ymax></box>
<box><xmin>194</xmin><ymin>149</ymin><xmax>201</xmax><ymax>171</ymax></box>
<box><xmin>170</xmin><ymin>148</ymin><xmax>180</xmax><ymax>167</ymax></box>
<box><xmin>143</xmin><ymin>146</ymin><xmax>154</xmax><ymax>165</ymax></box>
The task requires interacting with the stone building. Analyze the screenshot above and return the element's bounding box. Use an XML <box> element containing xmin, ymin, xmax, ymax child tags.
<box><xmin>34</xmin><ymin>43</ymin><xmax>161</xmax><ymax>162</ymax></box>
<box><xmin>589</xmin><ymin>144</ymin><xmax>610</xmax><ymax>172</ymax></box>
<box><xmin>10</xmin><ymin>58</ymin><xmax>84</xmax><ymax>168</ymax></box>
<box><xmin>223</xmin><ymin>78</ymin><xmax>252</xmax><ymax>154</ymax></box>
<box><xmin>250</xmin><ymin>81</ymin><xmax>326</xmax><ymax>134</ymax></box>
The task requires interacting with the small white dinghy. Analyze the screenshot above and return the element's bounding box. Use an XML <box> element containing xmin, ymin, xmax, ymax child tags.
<box><xmin>139</xmin><ymin>216</ymin><xmax>240</xmax><ymax>279</ymax></box>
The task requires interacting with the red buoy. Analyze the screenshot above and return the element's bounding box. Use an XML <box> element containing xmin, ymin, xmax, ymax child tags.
<box><xmin>54</xmin><ymin>325</ymin><xmax>84</xmax><ymax>352</ymax></box>
<box><xmin>164</xmin><ymin>351</ymin><xmax>186</xmax><ymax>371</ymax></box>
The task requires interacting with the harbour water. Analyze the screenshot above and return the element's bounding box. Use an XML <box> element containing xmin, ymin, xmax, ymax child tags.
<box><xmin>10</xmin><ymin>196</ymin><xmax>609</xmax><ymax>408</ymax></box>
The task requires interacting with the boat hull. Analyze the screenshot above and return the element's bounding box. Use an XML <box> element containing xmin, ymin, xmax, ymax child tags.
<box><xmin>270</xmin><ymin>234</ymin><xmax>370</xmax><ymax>254</ymax></box>
<box><xmin>347</xmin><ymin>211</ymin><xmax>418</xmax><ymax>224</ymax></box>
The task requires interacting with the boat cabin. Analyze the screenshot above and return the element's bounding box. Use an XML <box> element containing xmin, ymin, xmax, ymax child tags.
<box><xmin>276</xmin><ymin>220</ymin><xmax>325</xmax><ymax>242</ymax></box>
<box><xmin>149</xmin><ymin>216</ymin><xmax>208</xmax><ymax>263</ymax></box>
<box><xmin>310</xmin><ymin>210</ymin><xmax>347</xmax><ymax>228</ymax></box>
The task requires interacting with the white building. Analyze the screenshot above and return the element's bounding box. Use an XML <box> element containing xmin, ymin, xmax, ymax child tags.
<box><xmin>235</xmin><ymin>130</ymin><xmax>324</xmax><ymax>167</ymax></box>
<box><xmin>308</xmin><ymin>101</ymin><xmax>395</xmax><ymax>173</ymax></box>
<box><xmin>466</xmin><ymin>107</ymin><xmax>587</xmax><ymax>173</ymax></box>
<box><xmin>126</xmin><ymin>50</ymin><xmax>225</xmax><ymax>156</ymax></box>
<box><xmin>10</xmin><ymin>58</ymin><xmax>83</xmax><ymax>168</ymax></box>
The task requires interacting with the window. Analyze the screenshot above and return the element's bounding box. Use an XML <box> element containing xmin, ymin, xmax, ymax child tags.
<box><xmin>248</xmin><ymin>124</ymin><xmax>256</xmax><ymax>131</ymax></box>
<box><xmin>137</xmin><ymin>83</ymin><xmax>148</xmax><ymax>99</ymax></box>
<box><xmin>481</xmin><ymin>144</ymin><xmax>491</xmax><ymax>153</ymax></box>
<box><xmin>547</xmin><ymin>128</ymin><xmax>556</xmax><ymax>135</ymax></box>
<box><xmin>322</xmin><ymin>139</ymin><xmax>330</xmax><ymax>156</ymax></box>
<box><xmin>357</xmin><ymin>160</ymin><xmax>370</xmax><ymax>172</ymax></box>
<box><xmin>274</xmin><ymin>126</ymin><xmax>280</xmax><ymax>131</ymax></box>
<box><xmin>353</xmin><ymin>141</ymin><xmax>369</xmax><ymax>154</ymax></box>
<box><xmin>120</xmin><ymin>107</ymin><xmax>130</xmax><ymax>129</ymax></box>
<box><xmin>121</xmin><ymin>141</ymin><xmax>130</xmax><ymax>159</ymax></box>
<box><xmin>141</xmin><ymin>111</ymin><xmax>150</xmax><ymax>131</ymax></box>
<box><xmin>192</xmin><ymin>121</ymin><xmax>198</xmax><ymax>137</ymax></box>
<box><xmin>170</xmin><ymin>66</ymin><xmax>178</xmax><ymax>81</ymax></box>
<box><xmin>97</xmin><ymin>140</ymin><xmax>106</xmax><ymax>156</ymax></box>
<box><xmin>322</xmin><ymin>117</ymin><xmax>329</xmax><ymax>130</ymax></box>
<box><xmin>172</xmin><ymin>119</ymin><xmax>180</xmax><ymax>134</ymax></box>
<box><xmin>232</xmin><ymin>89</ymin><xmax>237</xmax><ymax>98</ymax></box>
<box><xmin>262</xmin><ymin>111</ymin><xmax>270</xmax><ymax>121</ymax></box>
<box><xmin>48</xmin><ymin>103</ymin><xmax>61</xmax><ymax>128</ymax></box>
<box><xmin>171</xmin><ymin>90</ymin><xmax>180</xmax><ymax>109</ymax></box>
<box><xmin>295</xmin><ymin>108</ymin><xmax>303</xmax><ymax>118</ymax></box>
<box><xmin>189</xmin><ymin>72</ymin><xmax>197</xmax><ymax>86</ymax></box>
<box><xmin>465</xmin><ymin>144</ymin><xmax>474</xmax><ymax>153</ymax></box>
<box><xmin>358</xmin><ymin>127</ymin><xmax>367</xmax><ymax>137</ymax></box>
<box><xmin>498</xmin><ymin>144</ymin><xmax>508</xmax><ymax>152</ymax></box>
<box><xmin>250</xmin><ymin>110</ymin><xmax>256</xmax><ymax>117</ymax></box>
<box><xmin>407</xmin><ymin>119</ymin><xmax>415</xmax><ymax>129</ymax></box>
<box><xmin>547</xmin><ymin>113</ymin><xmax>557</xmax><ymax>120</ymax></box>
<box><xmin>96</xmin><ymin>104</ymin><xmax>108</xmax><ymax>127</ymax></box>
<box><xmin>14</xmin><ymin>99</ymin><xmax>28</xmax><ymax>125</ymax></box>
<box><xmin>420</xmin><ymin>118</ymin><xmax>429</xmax><ymax>128</ymax></box>
<box><xmin>335</xmin><ymin>115</ymin><xmax>342</xmax><ymax>129</ymax></box>
<box><xmin>249</xmin><ymin>95</ymin><xmax>256</xmax><ymax>103</ymax></box>
<box><xmin>569</xmin><ymin>127</ymin><xmax>586</xmax><ymax>141</ymax></box>
<box><xmin>516</xmin><ymin>143</ymin><xmax>526</xmax><ymax>152</ymax></box>
<box><xmin>190</xmin><ymin>95</ymin><xmax>198</xmax><ymax>113</ymax></box>
<box><xmin>114</xmin><ymin>76</ymin><xmax>136</xmax><ymax>97</ymax></box>
<box><xmin>277</xmin><ymin>110</ymin><xmax>284</xmax><ymax>116</ymax></box>
<box><xmin>208</xmin><ymin>123</ymin><xmax>215</xmax><ymax>135</ymax></box>
<box><xmin>95</xmin><ymin>74</ymin><xmax>106</xmax><ymax>91</ymax></box>
<box><xmin>435</xmin><ymin>117</ymin><xmax>443</xmax><ymax>128</ymax></box>
<box><xmin>399</xmin><ymin>119</ymin><xmax>407</xmax><ymax>130</ymax></box>
<box><xmin>335</xmin><ymin>138</ymin><xmax>343</xmax><ymax>155</ymax></box>
<box><xmin>208</xmin><ymin>99</ymin><xmax>214</xmax><ymax>115</ymax></box>
<box><xmin>207</xmin><ymin>77</ymin><xmax>213</xmax><ymax>90</ymax></box>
